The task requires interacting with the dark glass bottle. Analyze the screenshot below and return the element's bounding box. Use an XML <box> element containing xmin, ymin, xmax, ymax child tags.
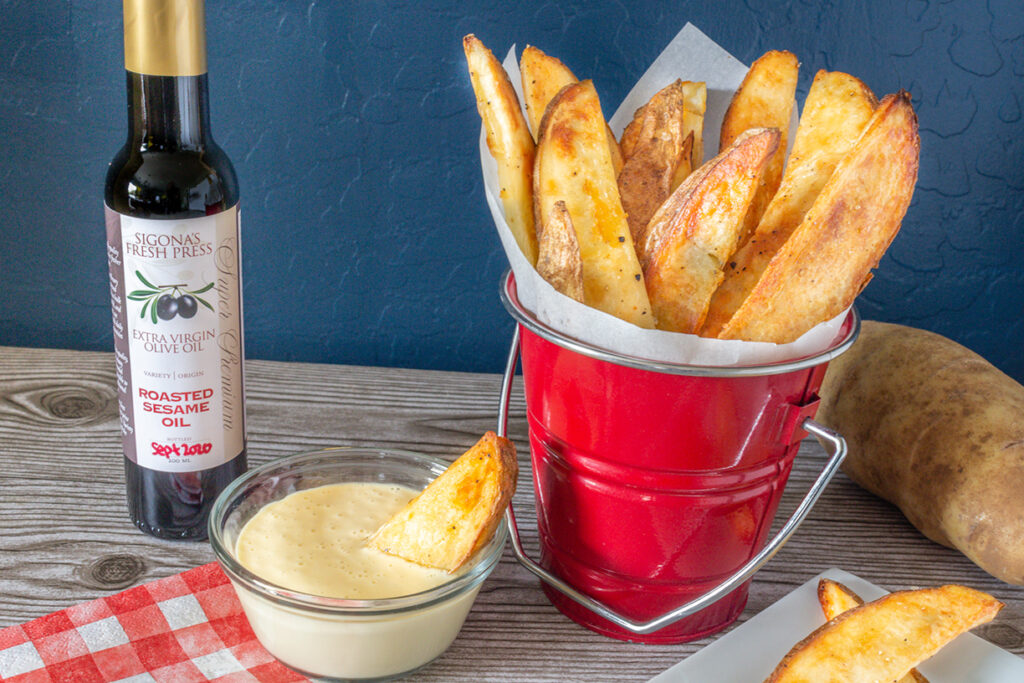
<box><xmin>105</xmin><ymin>0</ymin><xmax>245</xmax><ymax>540</ymax></box>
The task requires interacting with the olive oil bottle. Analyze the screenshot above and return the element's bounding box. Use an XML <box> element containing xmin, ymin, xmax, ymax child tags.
<box><xmin>105</xmin><ymin>0</ymin><xmax>245</xmax><ymax>539</ymax></box>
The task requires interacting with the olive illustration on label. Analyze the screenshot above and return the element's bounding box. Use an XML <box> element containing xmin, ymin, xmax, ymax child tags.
<box><xmin>177</xmin><ymin>295</ymin><xmax>198</xmax><ymax>319</ymax></box>
<box><xmin>127</xmin><ymin>271</ymin><xmax>214</xmax><ymax>324</ymax></box>
<box><xmin>156</xmin><ymin>294</ymin><xmax>179</xmax><ymax>321</ymax></box>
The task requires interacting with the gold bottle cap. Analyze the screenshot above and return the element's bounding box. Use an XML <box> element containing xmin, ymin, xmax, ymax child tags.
<box><xmin>123</xmin><ymin>0</ymin><xmax>207</xmax><ymax>76</ymax></box>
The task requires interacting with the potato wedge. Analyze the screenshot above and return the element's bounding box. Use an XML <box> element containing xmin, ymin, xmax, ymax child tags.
<box><xmin>671</xmin><ymin>132</ymin><xmax>694</xmax><ymax>192</ymax></box>
<box><xmin>640</xmin><ymin>128</ymin><xmax>779</xmax><ymax>333</ymax></box>
<box><xmin>617</xmin><ymin>81</ymin><xmax>694</xmax><ymax>242</ymax></box>
<box><xmin>521</xmin><ymin>45</ymin><xmax>576</xmax><ymax>141</ymax></box>
<box><xmin>535</xmin><ymin>80</ymin><xmax>654</xmax><ymax>327</ymax></box>
<box><xmin>607</xmin><ymin>126</ymin><xmax>624</xmax><ymax>178</ymax></box>
<box><xmin>369</xmin><ymin>432</ymin><xmax>518</xmax><ymax>572</ymax></box>
<box><xmin>720</xmin><ymin>50</ymin><xmax>799</xmax><ymax>246</ymax></box>
<box><xmin>817</xmin><ymin>579</ymin><xmax>929</xmax><ymax>683</ymax></box>
<box><xmin>768</xmin><ymin>585</ymin><xmax>1002</xmax><ymax>682</ymax></box>
<box><xmin>702</xmin><ymin>70</ymin><xmax>877</xmax><ymax>337</ymax></box>
<box><xmin>620</xmin><ymin>80</ymin><xmax>689</xmax><ymax>163</ymax></box>
<box><xmin>636</xmin><ymin>149</ymin><xmax>715</xmax><ymax>267</ymax></box>
<box><xmin>681</xmin><ymin>81</ymin><xmax>706</xmax><ymax>169</ymax></box>
<box><xmin>536</xmin><ymin>200</ymin><xmax>584</xmax><ymax>302</ymax></box>
<box><xmin>719</xmin><ymin>91</ymin><xmax>919</xmax><ymax>343</ymax></box>
<box><xmin>520</xmin><ymin>45</ymin><xmax>623</xmax><ymax>175</ymax></box>
<box><xmin>623</xmin><ymin>81</ymin><xmax>705</xmax><ymax>170</ymax></box>
<box><xmin>464</xmin><ymin>34</ymin><xmax>537</xmax><ymax>265</ymax></box>
<box><xmin>817</xmin><ymin>578</ymin><xmax>863</xmax><ymax>621</ymax></box>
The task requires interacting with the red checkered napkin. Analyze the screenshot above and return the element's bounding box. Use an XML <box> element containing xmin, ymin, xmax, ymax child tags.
<box><xmin>0</xmin><ymin>563</ymin><xmax>307</xmax><ymax>683</ymax></box>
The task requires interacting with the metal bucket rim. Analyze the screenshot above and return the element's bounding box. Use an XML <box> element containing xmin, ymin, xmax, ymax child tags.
<box><xmin>499</xmin><ymin>269</ymin><xmax>860</xmax><ymax>377</ymax></box>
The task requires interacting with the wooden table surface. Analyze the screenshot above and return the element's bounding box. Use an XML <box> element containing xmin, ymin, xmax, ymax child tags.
<box><xmin>1</xmin><ymin>345</ymin><xmax>1022</xmax><ymax>681</ymax></box>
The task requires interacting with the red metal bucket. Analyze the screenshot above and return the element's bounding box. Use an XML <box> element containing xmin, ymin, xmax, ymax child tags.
<box><xmin>498</xmin><ymin>272</ymin><xmax>859</xmax><ymax>643</ymax></box>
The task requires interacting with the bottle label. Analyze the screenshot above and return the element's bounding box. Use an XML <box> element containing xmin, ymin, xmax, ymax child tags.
<box><xmin>106</xmin><ymin>205</ymin><xmax>245</xmax><ymax>473</ymax></box>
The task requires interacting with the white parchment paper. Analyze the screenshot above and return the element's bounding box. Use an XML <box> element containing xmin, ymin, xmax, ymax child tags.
<box><xmin>480</xmin><ymin>23</ymin><xmax>848</xmax><ymax>366</ymax></box>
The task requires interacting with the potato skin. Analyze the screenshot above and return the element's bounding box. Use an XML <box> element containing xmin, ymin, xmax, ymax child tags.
<box><xmin>818</xmin><ymin>321</ymin><xmax>1024</xmax><ymax>585</ymax></box>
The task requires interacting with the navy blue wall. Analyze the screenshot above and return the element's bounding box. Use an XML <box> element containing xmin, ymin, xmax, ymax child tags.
<box><xmin>2</xmin><ymin>1</ymin><xmax>1023</xmax><ymax>377</ymax></box>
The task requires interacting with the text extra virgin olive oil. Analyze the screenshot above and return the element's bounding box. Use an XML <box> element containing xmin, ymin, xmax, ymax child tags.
<box><xmin>105</xmin><ymin>0</ymin><xmax>246</xmax><ymax>539</ymax></box>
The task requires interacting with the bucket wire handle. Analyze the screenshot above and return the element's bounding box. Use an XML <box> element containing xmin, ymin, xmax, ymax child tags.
<box><xmin>497</xmin><ymin>327</ymin><xmax>848</xmax><ymax>635</ymax></box>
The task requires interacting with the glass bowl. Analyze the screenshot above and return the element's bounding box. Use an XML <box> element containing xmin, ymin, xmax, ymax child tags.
<box><xmin>208</xmin><ymin>447</ymin><xmax>507</xmax><ymax>681</ymax></box>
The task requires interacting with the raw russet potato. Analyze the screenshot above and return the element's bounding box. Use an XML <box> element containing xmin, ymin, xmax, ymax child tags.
<box><xmin>818</xmin><ymin>320</ymin><xmax>1024</xmax><ymax>585</ymax></box>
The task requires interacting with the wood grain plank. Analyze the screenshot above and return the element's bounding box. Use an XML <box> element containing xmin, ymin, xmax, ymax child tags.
<box><xmin>1</xmin><ymin>345</ymin><xmax>1022</xmax><ymax>682</ymax></box>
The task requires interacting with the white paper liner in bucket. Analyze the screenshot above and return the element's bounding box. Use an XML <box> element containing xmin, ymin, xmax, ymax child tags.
<box><xmin>479</xmin><ymin>22</ymin><xmax>849</xmax><ymax>367</ymax></box>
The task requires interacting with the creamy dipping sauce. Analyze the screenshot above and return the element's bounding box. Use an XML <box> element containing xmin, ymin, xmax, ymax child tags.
<box><xmin>235</xmin><ymin>482</ymin><xmax>449</xmax><ymax>599</ymax></box>
<box><xmin>215</xmin><ymin>449</ymin><xmax>503</xmax><ymax>681</ymax></box>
